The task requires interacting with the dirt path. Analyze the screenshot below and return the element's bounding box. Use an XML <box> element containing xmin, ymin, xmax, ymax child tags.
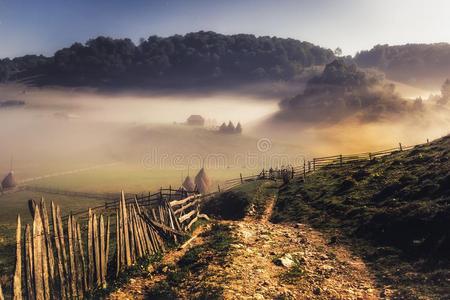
<box><xmin>109</xmin><ymin>196</ymin><xmax>381</xmax><ymax>299</ymax></box>
<box><xmin>218</xmin><ymin>197</ymin><xmax>380</xmax><ymax>299</ymax></box>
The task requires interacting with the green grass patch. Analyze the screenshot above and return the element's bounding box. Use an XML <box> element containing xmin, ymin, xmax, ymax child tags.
<box><xmin>146</xmin><ymin>223</ymin><xmax>235</xmax><ymax>299</ymax></box>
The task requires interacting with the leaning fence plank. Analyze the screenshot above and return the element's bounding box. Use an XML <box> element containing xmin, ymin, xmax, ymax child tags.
<box><xmin>130</xmin><ymin>207</ymin><xmax>140</xmax><ymax>257</ymax></box>
<box><xmin>127</xmin><ymin>206</ymin><xmax>136</xmax><ymax>263</ymax></box>
<box><xmin>40</xmin><ymin>199</ymin><xmax>55</xmax><ymax>285</ymax></box>
<box><xmin>105</xmin><ymin>216</ymin><xmax>110</xmax><ymax>278</ymax></box>
<box><xmin>133</xmin><ymin>207</ymin><xmax>145</xmax><ymax>257</ymax></box>
<box><xmin>93</xmin><ymin>214</ymin><xmax>101</xmax><ymax>286</ymax></box>
<box><xmin>51</xmin><ymin>202</ymin><xmax>67</xmax><ymax>299</ymax></box>
<box><xmin>116</xmin><ymin>210</ymin><xmax>121</xmax><ymax>277</ymax></box>
<box><xmin>121</xmin><ymin>193</ymin><xmax>132</xmax><ymax>266</ymax></box>
<box><xmin>25</xmin><ymin>225</ymin><xmax>34</xmax><ymax>300</ymax></box>
<box><xmin>67</xmin><ymin>215</ymin><xmax>77</xmax><ymax>298</ymax></box>
<box><xmin>76</xmin><ymin>223</ymin><xmax>87</xmax><ymax>294</ymax></box>
<box><xmin>32</xmin><ymin>207</ymin><xmax>44</xmax><ymax>300</ymax></box>
<box><xmin>87</xmin><ymin>209</ymin><xmax>94</xmax><ymax>290</ymax></box>
<box><xmin>72</xmin><ymin>219</ymin><xmax>83</xmax><ymax>299</ymax></box>
<box><xmin>57</xmin><ymin>205</ymin><xmax>70</xmax><ymax>299</ymax></box>
<box><xmin>13</xmin><ymin>215</ymin><xmax>22</xmax><ymax>300</ymax></box>
<box><xmin>99</xmin><ymin>215</ymin><xmax>106</xmax><ymax>286</ymax></box>
<box><xmin>134</xmin><ymin>199</ymin><xmax>152</xmax><ymax>255</ymax></box>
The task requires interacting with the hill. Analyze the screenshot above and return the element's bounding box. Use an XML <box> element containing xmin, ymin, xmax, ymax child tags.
<box><xmin>272</xmin><ymin>135</ymin><xmax>450</xmax><ymax>298</ymax></box>
<box><xmin>355</xmin><ymin>43</ymin><xmax>450</xmax><ymax>89</ymax></box>
<box><xmin>0</xmin><ymin>31</ymin><xmax>335</xmax><ymax>89</ymax></box>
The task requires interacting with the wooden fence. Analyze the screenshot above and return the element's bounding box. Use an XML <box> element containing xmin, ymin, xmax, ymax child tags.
<box><xmin>8</xmin><ymin>187</ymin><xmax>206</xmax><ymax>299</ymax></box>
<box><xmin>2</xmin><ymin>140</ymin><xmax>431</xmax><ymax>299</ymax></box>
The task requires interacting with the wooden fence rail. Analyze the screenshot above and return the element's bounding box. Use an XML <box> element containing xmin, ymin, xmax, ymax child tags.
<box><xmin>10</xmin><ymin>188</ymin><xmax>206</xmax><ymax>299</ymax></box>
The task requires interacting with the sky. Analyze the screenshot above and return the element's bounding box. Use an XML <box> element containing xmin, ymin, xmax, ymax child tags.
<box><xmin>1</xmin><ymin>0</ymin><xmax>450</xmax><ymax>58</ymax></box>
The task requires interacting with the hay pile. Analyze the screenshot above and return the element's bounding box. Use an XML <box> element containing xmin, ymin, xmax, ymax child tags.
<box><xmin>1</xmin><ymin>171</ymin><xmax>17</xmax><ymax>189</ymax></box>
<box><xmin>195</xmin><ymin>168</ymin><xmax>211</xmax><ymax>194</ymax></box>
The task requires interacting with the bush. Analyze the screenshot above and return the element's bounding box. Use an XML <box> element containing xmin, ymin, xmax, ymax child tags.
<box><xmin>201</xmin><ymin>191</ymin><xmax>250</xmax><ymax>220</ymax></box>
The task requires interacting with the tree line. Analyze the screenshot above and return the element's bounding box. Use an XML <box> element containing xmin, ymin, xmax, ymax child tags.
<box><xmin>0</xmin><ymin>31</ymin><xmax>335</xmax><ymax>88</ymax></box>
<box><xmin>354</xmin><ymin>43</ymin><xmax>450</xmax><ymax>87</ymax></box>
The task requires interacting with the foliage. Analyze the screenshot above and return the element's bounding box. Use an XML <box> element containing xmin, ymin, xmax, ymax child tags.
<box><xmin>202</xmin><ymin>191</ymin><xmax>251</xmax><ymax>220</ymax></box>
<box><xmin>276</xmin><ymin>59</ymin><xmax>419</xmax><ymax>123</ymax></box>
<box><xmin>0</xmin><ymin>31</ymin><xmax>335</xmax><ymax>88</ymax></box>
<box><xmin>354</xmin><ymin>43</ymin><xmax>450</xmax><ymax>86</ymax></box>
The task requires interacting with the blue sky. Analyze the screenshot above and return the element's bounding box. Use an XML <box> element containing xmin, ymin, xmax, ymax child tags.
<box><xmin>1</xmin><ymin>0</ymin><xmax>449</xmax><ymax>58</ymax></box>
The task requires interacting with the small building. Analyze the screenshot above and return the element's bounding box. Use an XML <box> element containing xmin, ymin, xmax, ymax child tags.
<box><xmin>186</xmin><ymin>115</ymin><xmax>205</xmax><ymax>126</ymax></box>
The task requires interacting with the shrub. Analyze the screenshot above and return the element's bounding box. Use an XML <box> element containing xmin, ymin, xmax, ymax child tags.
<box><xmin>201</xmin><ymin>191</ymin><xmax>250</xmax><ymax>220</ymax></box>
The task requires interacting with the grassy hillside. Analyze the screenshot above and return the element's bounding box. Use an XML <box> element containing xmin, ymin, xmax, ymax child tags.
<box><xmin>272</xmin><ymin>134</ymin><xmax>450</xmax><ymax>297</ymax></box>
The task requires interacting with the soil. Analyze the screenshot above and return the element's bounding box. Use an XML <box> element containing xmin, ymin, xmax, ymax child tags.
<box><xmin>108</xmin><ymin>196</ymin><xmax>382</xmax><ymax>299</ymax></box>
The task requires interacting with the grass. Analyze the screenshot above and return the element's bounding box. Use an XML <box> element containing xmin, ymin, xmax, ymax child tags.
<box><xmin>271</xmin><ymin>135</ymin><xmax>450</xmax><ymax>298</ymax></box>
<box><xmin>146</xmin><ymin>223</ymin><xmax>235</xmax><ymax>299</ymax></box>
<box><xmin>203</xmin><ymin>179</ymin><xmax>279</xmax><ymax>220</ymax></box>
<box><xmin>0</xmin><ymin>162</ymin><xmax>255</xmax><ymax>291</ymax></box>
<box><xmin>88</xmin><ymin>254</ymin><xmax>163</xmax><ymax>299</ymax></box>
<box><xmin>25</xmin><ymin>163</ymin><xmax>257</xmax><ymax>193</ymax></box>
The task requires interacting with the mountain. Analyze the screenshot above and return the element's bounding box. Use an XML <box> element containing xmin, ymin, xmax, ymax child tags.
<box><xmin>355</xmin><ymin>43</ymin><xmax>450</xmax><ymax>89</ymax></box>
<box><xmin>0</xmin><ymin>31</ymin><xmax>335</xmax><ymax>89</ymax></box>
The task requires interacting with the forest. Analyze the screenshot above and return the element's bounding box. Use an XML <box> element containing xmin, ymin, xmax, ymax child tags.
<box><xmin>355</xmin><ymin>43</ymin><xmax>450</xmax><ymax>88</ymax></box>
<box><xmin>0</xmin><ymin>31</ymin><xmax>335</xmax><ymax>88</ymax></box>
<box><xmin>275</xmin><ymin>59</ymin><xmax>449</xmax><ymax>123</ymax></box>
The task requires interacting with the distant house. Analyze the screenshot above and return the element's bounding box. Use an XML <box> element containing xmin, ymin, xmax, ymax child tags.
<box><xmin>186</xmin><ymin>115</ymin><xmax>205</xmax><ymax>126</ymax></box>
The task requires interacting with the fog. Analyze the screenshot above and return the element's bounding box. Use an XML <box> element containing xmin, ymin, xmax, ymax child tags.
<box><xmin>0</xmin><ymin>83</ymin><xmax>449</xmax><ymax>183</ymax></box>
<box><xmin>0</xmin><ymin>84</ymin><xmax>280</xmax><ymax>180</ymax></box>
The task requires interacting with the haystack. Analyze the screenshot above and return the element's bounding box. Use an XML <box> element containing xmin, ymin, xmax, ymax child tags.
<box><xmin>196</xmin><ymin>178</ymin><xmax>209</xmax><ymax>194</ymax></box>
<box><xmin>182</xmin><ymin>175</ymin><xmax>196</xmax><ymax>191</ymax></box>
<box><xmin>195</xmin><ymin>168</ymin><xmax>210</xmax><ymax>194</ymax></box>
<box><xmin>2</xmin><ymin>171</ymin><xmax>17</xmax><ymax>189</ymax></box>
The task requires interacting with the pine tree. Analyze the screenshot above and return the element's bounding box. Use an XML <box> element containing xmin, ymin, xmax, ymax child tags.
<box><xmin>235</xmin><ymin>122</ymin><xmax>242</xmax><ymax>134</ymax></box>
<box><xmin>219</xmin><ymin>122</ymin><xmax>227</xmax><ymax>133</ymax></box>
<box><xmin>227</xmin><ymin>121</ymin><xmax>235</xmax><ymax>133</ymax></box>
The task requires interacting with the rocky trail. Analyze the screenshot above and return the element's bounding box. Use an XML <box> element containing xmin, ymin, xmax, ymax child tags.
<box><xmin>108</xmin><ymin>196</ymin><xmax>384</xmax><ymax>299</ymax></box>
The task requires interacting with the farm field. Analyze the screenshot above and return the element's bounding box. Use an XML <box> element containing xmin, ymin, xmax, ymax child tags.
<box><xmin>24</xmin><ymin>163</ymin><xmax>257</xmax><ymax>193</ymax></box>
<box><xmin>0</xmin><ymin>162</ymin><xmax>257</xmax><ymax>286</ymax></box>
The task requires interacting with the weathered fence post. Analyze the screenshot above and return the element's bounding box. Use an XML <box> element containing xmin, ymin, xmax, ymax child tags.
<box><xmin>369</xmin><ymin>153</ymin><xmax>372</xmax><ymax>160</ymax></box>
<box><xmin>399</xmin><ymin>142</ymin><xmax>403</xmax><ymax>151</ymax></box>
<box><xmin>32</xmin><ymin>207</ymin><xmax>44</xmax><ymax>300</ymax></box>
<box><xmin>339</xmin><ymin>154</ymin><xmax>343</xmax><ymax>166</ymax></box>
<box><xmin>13</xmin><ymin>215</ymin><xmax>22</xmax><ymax>300</ymax></box>
<box><xmin>240</xmin><ymin>173</ymin><xmax>243</xmax><ymax>184</ymax></box>
<box><xmin>313</xmin><ymin>159</ymin><xmax>316</xmax><ymax>171</ymax></box>
<box><xmin>24</xmin><ymin>225</ymin><xmax>34</xmax><ymax>300</ymax></box>
<box><xmin>303</xmin><ymin>160</ymin><xmax>306</xmax><ymax>181</ymax></box>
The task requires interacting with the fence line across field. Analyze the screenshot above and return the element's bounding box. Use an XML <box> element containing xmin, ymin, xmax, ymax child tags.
<box><xmin>1</xmin><ymin>138</ymin><xmax>431</xmax><ymax>298</ymax></box>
